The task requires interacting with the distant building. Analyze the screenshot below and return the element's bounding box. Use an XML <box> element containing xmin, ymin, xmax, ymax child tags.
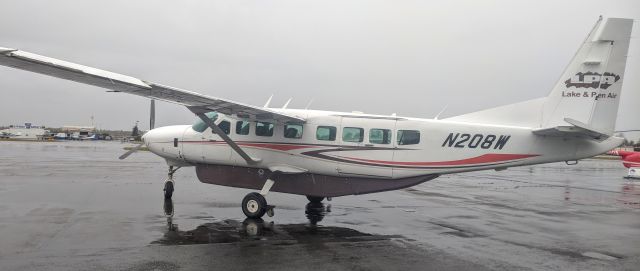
<box><xmin>61</xmin><ymin>126</ymin><xmax>96</xmax><ymax>133</ymax></box>
<box><xmin>61</xmin><ymin>125</ymin><xmax>96</xmax><ymax>140</ymax></box>
<box><xmin>0</xmin><ymin>123</ymin><xmax>48</xmax><ymax>140</ymax></box>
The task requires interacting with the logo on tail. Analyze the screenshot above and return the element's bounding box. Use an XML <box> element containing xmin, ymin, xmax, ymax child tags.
<box><xmin>565</xmin><ymin>72</ymin><xmax>620</xmax><ymax>89</ymax></box>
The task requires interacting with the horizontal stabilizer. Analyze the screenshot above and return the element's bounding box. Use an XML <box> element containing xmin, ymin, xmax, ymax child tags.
<box><xmin>532</xmin><ymin>118</ymin><xmax>610</xmax><ymax>141</ymax></box>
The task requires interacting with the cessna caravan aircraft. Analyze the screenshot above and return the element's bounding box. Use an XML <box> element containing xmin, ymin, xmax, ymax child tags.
<box><xmin>0</xmin><ymin>17</ymin><xmax>634</xmax><ymax>219</ymax></box>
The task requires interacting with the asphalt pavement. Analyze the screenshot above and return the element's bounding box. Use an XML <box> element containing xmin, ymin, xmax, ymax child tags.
<box><xmin>0</xmin><ymin>141</ymin><xmax>638</xmax><ymax>270</ymax></box>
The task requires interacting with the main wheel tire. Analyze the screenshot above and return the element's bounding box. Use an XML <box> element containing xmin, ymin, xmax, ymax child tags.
<box><xmin>164</xmin><ymin>181</ymin><xmax>174</xmax><ymax>200</ymax></box>
<box><xmin>306</xmin><ymin>195</ymin><xmax>325</xmax><ymax>203</ymax></box>
<box><xmin>242</xmin><ymin>192</ymin><xmax>267</xmax><ymax>219</ymax></box>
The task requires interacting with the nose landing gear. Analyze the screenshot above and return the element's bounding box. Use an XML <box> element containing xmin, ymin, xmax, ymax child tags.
<box><xmin>242</xmin><ymin>192</ymin><xmax>268</xmax><ymax>218</ymax></box>
<box><xmin>241</xmin><ymin>173</ymin><xmax>277</xmax><ymax>219</ymax></box>
<box><xmin>164</xmin><ymin>182</ymin><xmax>174</xmax><ymax>200</ymax></box>
<box><xmin>163</xmin><ymin>166</ymin><xmax>181</xmax><ymax>200</ymax></box>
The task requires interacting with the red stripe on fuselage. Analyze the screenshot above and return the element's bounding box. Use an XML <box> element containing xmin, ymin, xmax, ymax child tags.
<box><xmin>236</xmin><ymin>143</ymin><xmax>314</xmax><ymax>151</ymax></box>
<box><xmin>340</xmin><ymin>154</ymin><xmax>539</xmax><ymax>166</ymax></box>
<box><xmin>182</xmin><ymin>141</ymin><xmax>317</xmax><ymax>151</ymax></box>
<box><xmin>181</xmin><ymin>140</ymin><xmax>537</xmax><ymax>167</ymax></box>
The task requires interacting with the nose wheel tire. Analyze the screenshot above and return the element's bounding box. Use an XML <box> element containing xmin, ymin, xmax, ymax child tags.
<box><xmin>306</xmin><ymin>195</ymin><xmax>325</xmax><ymax>203</ymax></box>
<box><xmin>242</xmin><ymin>192</ymin><xmax>267</xmax><ymax>219</ymax></box>
<box><xmin>164</xmin><ymin>181</ymin><xmax>174</xmax><ymax>200</ymax></box>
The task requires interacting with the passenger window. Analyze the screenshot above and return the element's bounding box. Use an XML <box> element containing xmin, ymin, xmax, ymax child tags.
<box><xmin>284</xmin><ymin>123</ymin><xmax>303</xmax><ymax>139</ymax></box>
<box><xmin>255</xmin><ymin>121</ymin><xmax>274</xmax><ymax>137</ymax></box>
<box><xmin>316</xmin><ymin>126</ymin><xmax>336</xmax><ymax>141</ymax></box>
<box><xmin>236</xmin><ymin>121</ymin><xmax>250</xmax><ymax>135</ymax></box>
<box><xmin>397</xmin><ymin>130</ymin><xmax>420</xmax><ymax>145</ymax></box>
<box><xmin>369</xmin><ymin>128</ymin><xmax>391</xmax><ymax>144</ymax></box>
<box><xmin>343</xmin><ymin>127</ymin><xmax>364</xmax><ymax>143</ymax></box>
<box><xmin>217</xmin><ymin>120</ymin><xmax>231</xmax><ymax>135</ymax></box>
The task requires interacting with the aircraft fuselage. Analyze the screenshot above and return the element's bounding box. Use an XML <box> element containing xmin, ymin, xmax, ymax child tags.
<box><xmin>142</xmin><ymin>109</ymin><xmax>621</xmax><ymax>196</ymax></box>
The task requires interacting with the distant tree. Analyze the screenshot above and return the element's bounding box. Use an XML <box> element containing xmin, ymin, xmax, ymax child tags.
<box><xmin>131</xmin><ymin>123</ymin><xmax>139</xmax><ymax>137</ymax></box>
<box><xmin>616</xmin><ymin>133</ymin><xmax>629</xmax><ymax>146</ymax></box>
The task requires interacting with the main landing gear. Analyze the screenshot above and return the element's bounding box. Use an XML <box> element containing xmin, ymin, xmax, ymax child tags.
<box><xmin>163</xmin><ymin>166</ymin><xmax>181</xmax><ymax>200</ymax></box>
<box><xmin>241</xmin><ymin>174</ymin><xmax>276</xmax><ymax>219</ymax></box>
<box><xmin>306</xmin><ymin>196</ymin><xmax>325</xmax><ymax>203</ymax></box>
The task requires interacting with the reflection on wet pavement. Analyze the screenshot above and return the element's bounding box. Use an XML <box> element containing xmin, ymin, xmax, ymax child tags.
<box><xmin>164</xmin><ymin>199</ymin><xmax>176</xmax><ymax>231</ymax></box>
<box><xmin>155</xmin><ymin>200</ymin><xmax>393</xmax><ymax>246</ymax></box>
<box><xmin>305</xmin><ymin>202</ymin><xmax>330</xmax><ymax>225</ymax></box>
<box><xmin>618</xmin><ymin>182</ymin><xmax>640</xmax><ymax>207</ymax></box>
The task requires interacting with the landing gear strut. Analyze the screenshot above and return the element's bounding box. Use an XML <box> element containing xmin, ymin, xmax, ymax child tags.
<box><xmin>164</xmin><ymin>166</ymin><xmax>181</xmax><ymax>200</ymax></box>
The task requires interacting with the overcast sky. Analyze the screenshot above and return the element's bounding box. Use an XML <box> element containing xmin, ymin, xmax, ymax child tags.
<box><xmin>1</xmin><ymin>0</ymin><xmax>639</xmax><ymax>138</ymax></box>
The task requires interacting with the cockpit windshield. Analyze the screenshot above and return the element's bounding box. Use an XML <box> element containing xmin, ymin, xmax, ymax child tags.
<box><xmin>191</xmin><ymin>112</ymin><xmax>218</xmax><ymax>132</ymax></box>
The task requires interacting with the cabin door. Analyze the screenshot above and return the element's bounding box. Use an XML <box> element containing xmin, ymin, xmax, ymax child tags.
<box><xmin>337</xmin><ymin>117</ymin><xmax>395</xmax><ymax>178</ymax></box>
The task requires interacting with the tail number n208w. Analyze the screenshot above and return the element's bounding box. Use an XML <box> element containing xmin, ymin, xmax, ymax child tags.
<box><xmin>442</xmin><ymin>133</ymin><xmax>511</xmax><ymax>149</ymax></box>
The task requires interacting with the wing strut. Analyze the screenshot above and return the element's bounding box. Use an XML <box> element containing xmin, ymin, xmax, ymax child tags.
<box><xmin>188</xmin><ymin>107</ymin><xmax>261</xmax><ymax>165</ymax></box>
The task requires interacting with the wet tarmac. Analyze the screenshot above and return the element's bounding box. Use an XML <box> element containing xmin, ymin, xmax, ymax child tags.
<box><xmin>0</xmin><ymin>141</ymin><xmax>639</xmax><ymax>270</ymax></box>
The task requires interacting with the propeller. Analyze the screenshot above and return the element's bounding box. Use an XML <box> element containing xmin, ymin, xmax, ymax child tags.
<box><xmin>119</xmin><ymin>99</ymin><xmax>155</xmax><ymax>160</ymax></box>
<box><xmin>118</xmin><ymin>143</ymin><xmax>144</xmax><ymax>160</ymax></box>
<box><xmin>150</xmin><ymin>99</ymin><xmax>155</xmax><ymax>130</ymax></box>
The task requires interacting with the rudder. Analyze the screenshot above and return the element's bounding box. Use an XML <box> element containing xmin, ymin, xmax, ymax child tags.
<box><xmin>541</xmin><ymin>17</ymin><xmax>634</xmax><ymax>134</ymax></box>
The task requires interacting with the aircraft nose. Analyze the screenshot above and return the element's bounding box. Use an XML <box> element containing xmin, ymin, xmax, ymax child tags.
<box><xmin>142</xmin><ymin>127</ymin><xmax>167</xmax><ymax>145</ymax></box>
<box><xmin>142</xmin><ymin>125</ymin><xmax>188</xmax><ymax>150</ymax></box>
<box><xmin>141</xmin><ymin>129</ymin><xmax>153</xmax><ymax>147</ymax></box>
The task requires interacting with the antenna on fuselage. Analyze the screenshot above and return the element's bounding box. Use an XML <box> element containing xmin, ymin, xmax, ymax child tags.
<box><xmin>434</xmin><ymin>104</ymin><xmax>449</xmax><ymax>120</ymax></box>
<box><xmin>263</xmin><ymin>94</ymin><xmax>274</xmax><ymax>108</ymax></box>
<box><xmin>305</xmin><ymin>98</ymin><xmax>314</xmax><ymax>110</ymax></box>
<box><xmin>282</xmin><ymin>98</ymin><xmax>292</xmax><ymax>109</ymax></box>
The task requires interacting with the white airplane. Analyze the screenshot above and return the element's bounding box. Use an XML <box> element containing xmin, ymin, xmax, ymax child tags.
<box><xmin>0</xmin><ymin>17</ymin><xmax>634</xmax><ymax>219</ymax></box>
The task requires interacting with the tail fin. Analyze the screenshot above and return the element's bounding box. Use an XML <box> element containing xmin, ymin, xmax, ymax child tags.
<box><xmin>541</xmin><ymin>17</ymin><xmax>634</xmax><ymax>134</ymax></box>
<box><xmin>445</xmin><ymin>17</ymin><xmax>634</xmax><ymax>130</ymax></box>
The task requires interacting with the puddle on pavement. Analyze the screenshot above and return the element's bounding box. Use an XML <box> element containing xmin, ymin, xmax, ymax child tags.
<box><xmin>153</xmin><ymin>200</ymin><xmax>400</xmax><ymax>246</ymax></box>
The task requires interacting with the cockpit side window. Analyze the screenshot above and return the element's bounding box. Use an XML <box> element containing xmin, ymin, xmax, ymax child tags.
<box><xmin>217</xmin><ymin>120</ymin><xmax>231</xmax><ymax>135</ymax></box>
<box><xmin>191</xmin><ymin>112</ymin><xmax>218</xmax><ymax>133</ymax></box>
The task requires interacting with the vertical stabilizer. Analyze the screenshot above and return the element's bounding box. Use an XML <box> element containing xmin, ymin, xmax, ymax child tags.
<box><xmin>541</xmin><ymin>17</ymin><xmax>634</xmax><ymax>134</ymax></box>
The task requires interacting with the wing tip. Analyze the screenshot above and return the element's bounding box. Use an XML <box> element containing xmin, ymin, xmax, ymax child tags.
<box><xmin>0</xmin><ymin>47</ymin><xmax>17</xmax><ymax>54</ymax></box>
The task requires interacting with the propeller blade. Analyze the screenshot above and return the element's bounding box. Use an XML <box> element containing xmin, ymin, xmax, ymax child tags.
<box><xmin>119</xmin><ymin>143</ymin><xmax>144</xmax><ymax>160</ymax></box>
<box><xmin>150</xmin><ymin>99</ymin><xmax>155</xmax><ymax>130</ymax></box>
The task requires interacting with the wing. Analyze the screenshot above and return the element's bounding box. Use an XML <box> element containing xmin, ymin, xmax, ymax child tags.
<box><xmin>0</xmin><ymin>47</ymin><xmax>305</xmax><ymax>123</ymax></box>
